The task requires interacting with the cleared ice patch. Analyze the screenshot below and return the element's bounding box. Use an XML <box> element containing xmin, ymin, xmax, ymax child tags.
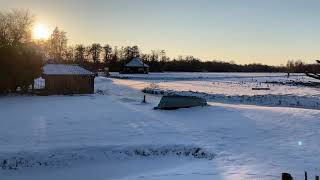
<box><xmin>0</xmin><ymin>145</ymin><xmax>215</xmax><ymax>170</ymax></box>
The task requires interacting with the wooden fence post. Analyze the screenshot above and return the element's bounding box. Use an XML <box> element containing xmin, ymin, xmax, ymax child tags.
<box><xmin>143</xmin><ymin>95</ymin><xmax>146</xmax><ymax>103</ymax></box>
<box><xmin>315</xmin><ymin>175</ymin><xmax>319</xmax><ymax>180</ymax></box>
<box><xmin>305</xmin><ymin>171</ymin><xmax>308</xmax><ymax>180</ymax></box>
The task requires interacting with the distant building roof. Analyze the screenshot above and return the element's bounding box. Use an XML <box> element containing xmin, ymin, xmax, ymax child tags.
<box><xmin>125</xmin><ymin>58</ymin><xmax>149</xmax><ymax>68</ymax></box>
<box><xmin>43</xmin><ymin>64</ymin><xmax>94</xmax><ymax>75</ymax></box>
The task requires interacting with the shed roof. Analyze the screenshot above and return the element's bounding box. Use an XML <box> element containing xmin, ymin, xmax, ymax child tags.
<box><xmin>43</xmin><ymin>64</ymin><xmax>94</xmax><ymax>75</ymax></box>
<box><xmin>125</xmin><ymin>58</ymin><xmax>149</xmax><ymax>68</ymax></box>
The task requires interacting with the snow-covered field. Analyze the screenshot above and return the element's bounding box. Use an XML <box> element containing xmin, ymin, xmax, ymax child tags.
<box><xmin>1</xmin><ymin>73</ymin><xmax>320</xmax><ymax>180</ymax></box>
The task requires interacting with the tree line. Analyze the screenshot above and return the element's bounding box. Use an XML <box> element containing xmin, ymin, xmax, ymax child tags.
<box><xmin>43</xmin><ymin>27</ymin><xmax>319</xmax><ymax>73</ymax></box>
<box><xmin>46</xmin><ymin>34</ymin><xmax>320</xmax><ymax>74</ymax></box>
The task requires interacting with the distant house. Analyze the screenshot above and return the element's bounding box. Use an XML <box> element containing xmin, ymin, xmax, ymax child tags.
<box><xmin>42</xmin><ymin>64</ymin><xmax>95</xmax><ymax>95</ymax></box>
<box><xmin>122</xmin><ymin>58</ymin><xmax>149</xmax><ymax>74</ymax></box>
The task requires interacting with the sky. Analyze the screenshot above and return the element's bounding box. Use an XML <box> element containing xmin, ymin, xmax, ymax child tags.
<box><xmin>1</xmin><ymin>0</ymin><xmax>320</xmax><ymax>65</ymax></box>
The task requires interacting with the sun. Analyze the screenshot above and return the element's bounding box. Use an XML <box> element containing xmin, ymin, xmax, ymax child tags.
<box><xmin>33</xmin><ymin>24</ymin><xmax>49</xmax><ymax>40</ymax></box>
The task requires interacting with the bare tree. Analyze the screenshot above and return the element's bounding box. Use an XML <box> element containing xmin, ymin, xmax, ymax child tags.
<box><xmin>150</xmin><ymin>50</ymin><xmax>159</xmax><ymax>62</ymax></box>
<box><xmin>306</xmin><ymin>60</ymin><xmax>320</xmax><ymax>80</ymax></box>
<box><xmin>64</xmin><ymin>46</ymin><xmax>75</xmax><ymax>62</ymax></box>
<box><xmin>47</xmin><ymin>27</ymin><xmax>67</xmax><ymax>62</ymax></box>
<box><xmin>103</xmin><ymin>44</ymin><xmax>112</xmax><ymax>66</ymax></box>
<box><xmin>109</xmin><ymin>46</ymin><xmax>119</xmax><ymax>71</ymax></box>
<box><xmin>132</xmin><ymin>45</ymin><xmax>140</xmax><ymax>58</ymax></box>
<box><xmin>75</xmin><ymin>44</ymin><xmax>86</xmax><ymax>63</ymax></box>
<box><xmin>89</xmin><ymin>43</ymin><xmax>102</xmax><ymax>69</ymax></box>
<box><xmin>0</xmin><ymin>9</ymin><xmax>34</xmax><ymax>47</ymax></box>
<box><xmin>119</xmin><ymin>45</ymin><xmax>141</xmax><ymax>64</ymax></box>
<box><xmin>0</xmin><ymin>9</ymin><xmax>42</xmax><ymax>93</ymax></box>
<box><xmin>85</xmin><ymin>46</ymin><xmax>92</xmax><ymax>60</ymax></box>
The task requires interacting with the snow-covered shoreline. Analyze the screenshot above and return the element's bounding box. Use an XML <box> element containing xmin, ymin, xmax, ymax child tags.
<box><xmin>110</xmin><ymin>72</ymin><xmax>303</xmax><ymax>81</ymax></box>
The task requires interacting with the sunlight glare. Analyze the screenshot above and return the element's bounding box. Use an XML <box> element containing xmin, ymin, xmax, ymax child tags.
<box><xmin>33</xmin><ymin>24</ymin><xmax>49</xmax><ymax>40</ymax></box>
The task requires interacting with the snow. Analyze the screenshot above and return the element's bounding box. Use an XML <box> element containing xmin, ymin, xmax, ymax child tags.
<box><xmin>124</xmin><ymin>58</ymin><xmax>149</xmax><ymax>68</ymax></box>
<box><xmin>43</xmin><ymin>64</ymin><xmax>94</xmax><ymax>75</ymax></box>
<box><xmin>110</xmin><ymin>72</ymin><xmax>304</xmax><ymax>81</ymax></box>
<box><xmin>110</xmin><ymin>72</ymin><xmax>320</xmax><ymax>96</ymax></box>
<box><xmin>1</xmin><ymin>73</ymin><xmax>320</xmax><ymax>180</ymax></box>
<box><xmin>143</xmin><ymin>88</ymin><xmax>320</xmax><ymax>110</ymax></box>
<box><xmin>110</xmin><ymin>72</ymin><xmax>320</xmax><ymax>109</ymax></box>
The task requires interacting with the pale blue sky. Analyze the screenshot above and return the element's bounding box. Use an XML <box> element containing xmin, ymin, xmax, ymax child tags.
<box><xmin>1</xmin><ymin>0</ymin><xmax>320</xmax><ymax>65</ymax></box>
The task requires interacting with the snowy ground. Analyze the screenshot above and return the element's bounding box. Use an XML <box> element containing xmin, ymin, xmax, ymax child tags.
<box><xmin>1</xmin><ymin>73</ymin><xmax>320</xmax><ymax>179</ymax></box>
<box><xmin>111</xmin><ymin>72</ymin><xmax>320</xmax><ymax>110</ymax></box>
<box><xmin>110</xmin><ymin>72</ymin><xmax>320</xmax><ymax>96</ymax></box>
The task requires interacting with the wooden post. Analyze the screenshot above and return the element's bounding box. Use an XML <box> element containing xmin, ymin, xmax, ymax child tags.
<box><xmin>143</xmin><ymin>95</ymin><xmax>146</xmax><ymax>103</ymax></box>
<box><xmin>32</xmin><ymin>81</ymin><xmax>35</xmax><ymax>92</ymax></box>
<box><xmin>305</xmin><ymin>171</ymin><xmax>308</xmax><ymax>180</ymax></box>
<box><xmin>282</xmin><ymin>173</ymin><xmax>293</xmax><ymax>180</ymax></box>
<box><xmin>315</xmin><ymin>175</ymin><xmax>319</xmax><ymax>180</ymax></box>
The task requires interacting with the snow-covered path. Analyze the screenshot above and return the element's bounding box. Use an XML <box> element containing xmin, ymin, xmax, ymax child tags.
<box><xmin>1</xmin><ymin>77</ymin><xmax>320</xmax><ymax>179</ymax></box>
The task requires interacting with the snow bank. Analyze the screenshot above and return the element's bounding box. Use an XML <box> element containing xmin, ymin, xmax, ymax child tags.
<box><xmin>143</xmin><ymin>87</ymin><xmax>320</xmax><ymax>110</ymax></box>
<box><xmin>0</xmin><ymin>145</ymin><xmax>215</xmax><ymax>170</ymax></box>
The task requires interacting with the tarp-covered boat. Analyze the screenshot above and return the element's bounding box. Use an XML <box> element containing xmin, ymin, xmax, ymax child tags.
<box><xmin>154</xmin><ymin>95</ymin><xmax>207</xmax><ymax>110</ymax></box>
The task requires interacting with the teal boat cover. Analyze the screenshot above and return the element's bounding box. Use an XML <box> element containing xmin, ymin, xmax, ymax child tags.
<box><xmin>155</xmin><ymin>95</ymin><xmax>207</xmax><ymax>110</ymax></box>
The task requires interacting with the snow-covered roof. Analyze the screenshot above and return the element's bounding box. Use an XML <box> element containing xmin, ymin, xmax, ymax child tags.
<box><xmin>43</xmin><ymin>64</ymin><xmax>94</xmax><ymax>75</ymax></box>
<box><xmin>125</xmin><ymin>58</ymin><xmax>149</xmax><ymax>68</ymax></box>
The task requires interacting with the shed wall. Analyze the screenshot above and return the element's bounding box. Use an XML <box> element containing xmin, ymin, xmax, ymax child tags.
<box><xmin>44</xmin><ymin>75</ymin><xmax>94</xmax><ymax>94</ymax></box>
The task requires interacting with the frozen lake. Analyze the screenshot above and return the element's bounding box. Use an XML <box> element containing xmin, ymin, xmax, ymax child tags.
<box><xmin>109</xmin><ymin>72</ymin><xmax>320</xmax><ymax>110</ymax></box>
<box><xmin>111</xmin><ymin>72</ymin><xmax>320</xmax><ymax>96</ymax></box>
